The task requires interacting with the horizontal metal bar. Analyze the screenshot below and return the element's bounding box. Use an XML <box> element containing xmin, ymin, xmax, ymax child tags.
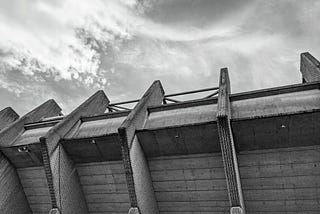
<box><xmin>164</xmin><ymin>97</ymin><xmax>180</xmax><ymax>103</ymax></box>
<box><xmin>108</xmin><ymin>106</ymin><xmax>120</xmax><ymax>112</ymax></box>
<box><xmin>165</xmin><ymin>86</ymin><xmax>219</xmax><ymax>98</ymax></box>
<box><xmin>111</xmin><ymin>105</ymin><xmax>131</xmax><ymax>111</ymax></box>
<box><xmin>204</xmin><ymin>90</ymin><xmax>219</xmax><ymax>98</ymax></box>
<box><xmin>109</xmin><ymin>99</ymin><xmax>140</xmax><ymax>106</ymax></box>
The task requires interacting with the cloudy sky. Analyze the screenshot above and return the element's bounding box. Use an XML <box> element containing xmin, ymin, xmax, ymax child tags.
<box><xmin>0</xmin><ymin>0</ymin><xmax>320</xmax><ymax>115</ymax></box>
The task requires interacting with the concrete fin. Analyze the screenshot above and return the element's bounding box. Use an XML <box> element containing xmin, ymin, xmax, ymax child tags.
<box><xmin>300</xmin><ymin>52</ymin><xmax>320</xmax><ymax>82</ymax></box>
<box><xmin>0</xmin><ymin>109</ymin><xmax>31</xmax><ymax>213</ymax></box>
<box><xmin>217</xmin><ymin>68</ymin><xmax>246</xmax><ymax>213</ymax></box>
<box><xmin>119</xmin><ymin>80</ymin><xmax>164</xmax><ymax>214</ymax></box>
<box><xmin>42</xmin><ymin>90</ymin><xmax>109</xmax><ymax>213</ymax></box>
<box><xmin>0</xmin><ymin>99</ymin><xmax>62</xmax><ymax>147</ymax></box>
<box><xmin>0</xmin><ymin>107</ymin><xmax>19</xmax><ymax>131</ymax></box>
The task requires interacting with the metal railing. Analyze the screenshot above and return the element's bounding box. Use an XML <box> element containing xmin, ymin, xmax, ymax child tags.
<box><xmin>107</xmin><ymin>99</ymin><xmax>139</xmax><ymax>112</ymax></box>
<box><xmin>106</xmin><ymin>86</ymin><xmax>219</xmax><ymax>112</ymax></box>
<box><xmin>163</xmin><ymin>86</ymin><xmax>219</xmax><ymax>104</ymax></box>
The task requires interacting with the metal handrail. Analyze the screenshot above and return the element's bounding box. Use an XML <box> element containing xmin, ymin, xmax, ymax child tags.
<box><xmin>163</xmin><ymin>86</ymin><xmax>219</xmax><ymax>104</ymax></box>
<box><xmin>164</xmin><ymin>86</ymin><xmax>219</xmax><ymax>98</ymax></box>
<box><xmin>106</xmin><ymin>86</ymin><xmax>219</xmax><ymax>112</ymax></box>
<box><xmin>107</xmin><ymin>99</ymin><xmax>139</xmax><ymax>112</ymax></box>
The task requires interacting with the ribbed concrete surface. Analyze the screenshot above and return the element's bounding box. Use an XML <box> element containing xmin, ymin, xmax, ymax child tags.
<box><xmin>17</xmin><ymin>167</ymin><xmax>51</xmax><ymax>214</ymax></box>
<box><xmin>148</xmin><ymin>153</ymin><xmax>229</xmax><ymax>213</ymax></box>
<box><xmin>238</xmin><ymin>145</ymin><xmax>320</xmax><ymax>213</ymax></box>
<box><xmin>76</xmin><ymin>161</ymin><xmax>130</xmax><ymax>213</ymax></box>
<box><xmin>0</xmin><ymin>155</ymin><xmax>32</xmax><ymax>214</ymax></box>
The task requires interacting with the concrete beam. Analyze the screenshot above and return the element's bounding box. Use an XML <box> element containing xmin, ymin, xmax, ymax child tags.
<box><xmin>0</xmin><ymin>100</ymin><xmax>61</xmax><ymax>214</ymax></box>
<box><xmin>0</xmin><ymin>107</ymin><xmax>19</xmax><ymax>131</ymax></box>
<box><xmin>300</xmin><ymin>52</ymin><xmax>320</xmax><ymax>82</ymax></box>
<box><xmin>217</xmin><ymin>68</ymin><xmax>245</xmax><ymax>214</ymax></box>
<box><xmin>41</xmin><ymin>90</ymin><xmax>109</xmax><ymax>214</ymax></box>
<box><xmin>118</xmin><ymin>81</ymin><xmax>164</xmax><ymax>214</ymax></box>
<box><xmin>0</xmin><ymin>99</ymin><xmax>62</xmax><ymax>146</ymax></box>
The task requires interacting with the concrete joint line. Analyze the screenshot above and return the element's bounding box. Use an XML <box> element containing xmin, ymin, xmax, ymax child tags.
<box><xmin>119</xmin><ymin>128</ymin><xmax>138</xmax><ymax>207</ymax></box>
<box><xmin>40</xmin><ymin>137</ymin><xmax>58</xmax><ymax>209</ymax></box>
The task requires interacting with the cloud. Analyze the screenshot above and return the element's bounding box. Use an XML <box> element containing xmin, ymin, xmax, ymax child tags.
<box><xmin>1</xmin><ymin>0</ymin><xmax>320</xmax><ymax>114</ymax></box>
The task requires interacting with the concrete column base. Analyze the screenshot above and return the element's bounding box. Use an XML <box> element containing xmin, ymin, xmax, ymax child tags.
<box><xmin>128</xmin><ymin>207</ymin><xmax>140</xmax><ymax>214</ymax></box>
<box><xmin>231</xmin><ymin>207</ymin><xmax>244</xmax><ymax>214</ymax></box>
<box><xmin>49</xmin><ymin>208</ymin><xmax>61</xmax><ymax>214</ymax></box>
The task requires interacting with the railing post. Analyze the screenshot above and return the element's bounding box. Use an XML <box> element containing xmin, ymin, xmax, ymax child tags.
<box><xmin>118</xmin><ymin>80</ymin><xmax>164</xmax><ymax>214</ymax></box>
<box><xmin>217</xmin><ymin>68</ymin><xmax>245</xmax><ymax>214</ymax></box>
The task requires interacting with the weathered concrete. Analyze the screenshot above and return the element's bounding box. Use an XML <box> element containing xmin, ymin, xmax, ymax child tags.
<box><xmin>231</xmin><ymin>207</ymin><xmax>244</xmax><ymax>214</ymax></box>
<box><xmin>41</xmin><ymin>90</ymin><xmax>109</xmax><ymax>213</ymax></box>
<box><xmin>128</xmin><ymin>207</ymin><xmax>140</xmax><ymax>214</ymax></box>
<box><xmin>238</xmin><ymin>145</ymin><xmax>320</xmax><ymax>213</ymax></box>
<box><xmin>0</xmin><ymin>107</ymin><xmax>19</xmax><ymax>130</ymax></box>
<box><xmin>0</xmin><ymin>99</ymin><xmax>61</xmax><ymax>147</ymax></box>
<box><xmin>49</xmin><ymin>208</ymin><xmax>61</xmax><ymax>214</ymax></box>
<box><xmin>300</xmin><ymin>52</ymin><xmax>320</xmax><ymax>82</ymax></box>
<box><xmin>0</xmin><ymin>153</ymin><xmax>32</xmax><ymax>214</ymax></box>
<box><xmin>118</xmin><ymin>80</ymin><xmax>164</xmax><ymax>214</ymax></box>
<box><xmin>61</xmin><ymin>113</ymin><xmax>128</xmax><ymax>163</ymax></box>
<box><xmin>217</xmin><ymin>68</ymin><xmax>245</xmax><ymax>213</ymax></box>
<box><xmin>148</xmin><ymin>153</ymin><xmax>229</xmax><ymax>213</ymax></box>
<box><xmin>0</xmin><ymin>100</ymin><xmax>61</xmax><ymax>146</ymax></box>
<box><xmin>0</xmin><ymin>99</ymin><xmax>61</xmax><ymax>214</ymax></box>
<box><xmin>137</xmin><ymin>81</ymin><xmax>320</xmax><ymax>157</ymax></box>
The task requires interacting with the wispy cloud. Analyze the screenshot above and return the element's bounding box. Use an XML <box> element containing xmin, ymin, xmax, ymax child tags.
<box><xmin>0</xmin><ymin>0</ymin><xmax>320</xmax><ymax>114</ymax></box>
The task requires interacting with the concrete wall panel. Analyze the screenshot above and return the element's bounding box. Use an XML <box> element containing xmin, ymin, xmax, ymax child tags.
<box><xmin>148</xmin><ymin>153</ymin><xmax>229</xmax><ymax>213</ymax></box>
<box><xmin>239</xmin><ymin>145</ymin><xmax>320</xmax><ymax>213</ymax></box>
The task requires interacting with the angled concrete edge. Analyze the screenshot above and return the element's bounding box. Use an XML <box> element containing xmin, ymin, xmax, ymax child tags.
<box><xmin>217</xmin><ymin>68</ymin><xmax>245</xmax><ymax>213</ymax></box>
<box><xmin>300</xmin><ymin>52</ymin><xmax>320</xmax><ymax>82</ymax></box>
<box><xmin>0</xmin><ymin>100</ymin><xmax>61</xmax><ymax>213</ymax></box>
<box><xmin>119</xmin><ymin>80</ymin><xmax>165</xmax><ymax>146</ymax></box>
<box><xmin>118</xmin><ymin>80</ymin><xmax>164</xmax><ymax>213</ymax></box>
<box><xmin>0</xmin><ymin>107</ymin><xmax>19</xmax><ymax>131</ymax></box>
<box><xmin>41</xmin><ymin>90</ymin><xmax>109</xmax><ymax>213</ymax></box>
<box><xmin>45</xmin><ymin>90</ymin><xmax>109</xmax><ymax>154</ymax></box>
<box><xmin>0</xmin><ymin>99</ymin><xmax>62</xmax><ymax>147</ymax></box>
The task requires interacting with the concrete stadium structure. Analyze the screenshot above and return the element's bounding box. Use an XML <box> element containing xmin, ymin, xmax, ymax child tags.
<box><xmin>0</xmin><ymin>52</ymin><xmax>319</xmax><ymax>214</ymax></box>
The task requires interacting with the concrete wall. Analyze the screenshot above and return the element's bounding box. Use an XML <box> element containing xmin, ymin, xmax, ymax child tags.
<box><xmin>17</xmin><ymin>167</ymin><xmax>51</xmax><ymax>213</ymax></box>
<box><xmin>148</xmin><ymin>153</ymin><xmax>229</xmax><ymax>213</ymax></box>
<box><xmin>50</xmin><ymin>145</ymin><xmax>88</xmax><ymax>213</ymax></box>
<box><xmin>239</xmin><ymin>145</ymin><xmax>320</xmax><ymax>213</ymax></box>
<box><xmin>76</xmin><ymin>160</ymin><xmax>130</xmax><ymax>213</ymax></box>
<box><xmin>0</xmin><ymin>155</ymin><xmax>32</xmax><ymax>214</ymax></box>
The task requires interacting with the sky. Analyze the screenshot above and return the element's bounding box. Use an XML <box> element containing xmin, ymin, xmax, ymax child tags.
<box><xmin>0</xmin><ymin>0</ymin><xmax>320</xmax><ymax>115</ymax></box>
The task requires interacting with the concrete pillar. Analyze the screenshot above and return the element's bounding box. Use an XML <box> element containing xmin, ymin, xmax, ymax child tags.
<box><xmin>41</xmin><ymin>90</ymin><xmax>109</xmax><ymax>214</ymax></box>
<box><xmin>0</xmin><ymin>100</ymin><xmax>62</xmax><ymax>214</ymax></box>
<box><xmin>118</xmin><ymin>81</ymin><xmax>164</xmax><ymax>214</ymax></box>
<box><xmin>217</xmin><ymin>68</ymin><xmax>245</xmax><ymax>214</ymax></box>
<box><xmin>300</xmin><ymin>52</ymin><xmax>320</xmax><ymax>82</ymax></box>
